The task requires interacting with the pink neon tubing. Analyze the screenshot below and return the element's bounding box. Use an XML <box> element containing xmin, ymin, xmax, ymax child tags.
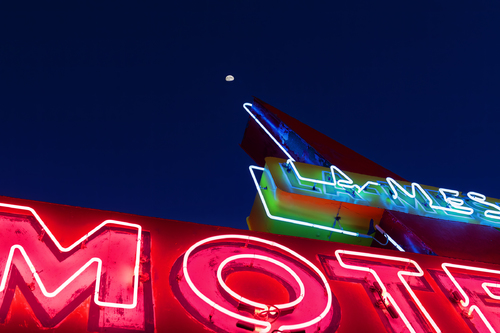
<box><xmin>441</xmin><ymin>263</ymin><xmax>500</xmax><ymax>333</ymax></box>
<box><xmin>182</xmin><ymin>234</ymin><xmax>333</xmax><ymax>333</ymax></box>
<box><xmin>0</xmin><ymin>202</ymin><xmax>142</xmax><ymax>309</ymax></box>
<box><xmin>217</xmin><ymin>254</ymin><xmax>305</xmax><ymax>311</ymax></box>
<box><xmin>335</xmin><ymin>250</ymin><xmax>440</xmax><ymax>333</ymax></box>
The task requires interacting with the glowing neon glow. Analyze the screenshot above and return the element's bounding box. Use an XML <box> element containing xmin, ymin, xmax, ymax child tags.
<box><xmin>243</xmin><ymin>103</ymin><xmax>295</xmax><ymax>162</ymax></box>
<box><xmin>276</xmin><ymin>158</ymin><xmax>500</xmax><ymax>226</ymax></box>
<box><xmin>482</xmin><ymin>283</ymin><xmax>500</xmax><ymax>300</ymax></box>
<box><xmin>468</xmin><ymin>192</ymin><xmax>500</xmax><ymax>220</ymax></box>
<box><xmin>375</xmin><ymin>225</ymin><xmax>405</xmax><ymax>252</ymax></box>
<box><xmin>249</xmin><ymin>165</ymin><xmax>372</xmax><ymax>238</ymax></box>
<box><xmin>250</xmin><ymin>165</ymin><xmax>406</xmax><ymax>251</ymax></box>
<box><xmin>288</xmin><ymin>158</ymin><xmax>347</xmax><ymax>188</ymax></box>
<box><xmin>335</xmin><ymin>250</ymin><xmax>441</xmax><ymax>333</ymax></box>
<box><xmin>182</xmin><ymin>234</ymin><xmax>333</xmax><ymax>333</ymax></box>
<box><xmin>441</xmin><ymin>263</ymin><xmax>500</xmax><ymax>307</ymax></box>
<box><xmin>250</xmin><ymin>165</ymin><xmax>361</xmax><ymax>238</ymax></box>
<box><xmin>243</xmin><ymin>103</ymin><xmax>500</xmax><ymax>226</ymax></box>
<box><xmin>468</xmin><ymin>305</ymin><xmax>496</xmax><ymax>333</ymax></box>
<box><xmin>286</xmin><ymin>156</ymin><xmax>475</xmax><ymax>218</ymax></box>
<box><xmin>386</xmin><ymin>178</ymin><xmax>474</xmax><ymax>216</ymax></box>
<box><xmin>287</xmin><ymin>157</ymin><xmax>370</xmax><ymax>192</ymax></box>
<box><xmin>0</xmin><ymin>202</ymin><xmax>142</xmax><ymax>309</ymax></box>
<box><xmin>217</xmin><ymin>254</ymin><xmax>305</xmax><ymax>311</ymax></box>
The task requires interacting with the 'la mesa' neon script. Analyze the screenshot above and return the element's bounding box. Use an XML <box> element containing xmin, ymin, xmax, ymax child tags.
<box><xmin>281</xmin><ymin>158</ymin><xmax>500</xmax><ymax>226</ymax></box>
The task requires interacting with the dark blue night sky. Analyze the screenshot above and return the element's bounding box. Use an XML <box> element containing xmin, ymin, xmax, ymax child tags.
<box><xmin>1</xmin><ymin>1</ymin><xmax>499</xmax><ymax>229</ymax></box>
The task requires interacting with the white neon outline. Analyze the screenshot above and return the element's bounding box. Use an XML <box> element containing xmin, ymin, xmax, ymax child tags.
<box><xmin>249</xmin><ymin>165</ymin><xmax>361</xmax><ymax>238</ymax></box>
<box><xmin>375</xmin><ymin>225</ymin><xmax>405</xmax><ymax>252</ymax></box>
<box><xmin>335</xmin><ymin>250</ymin><xmax>441</xmax><ymax>333</ymax></box>
<box><xmin>441</xmin><ymin>263</ymin><xmax>500</xmax><ymax>307</ymax></box>
<box><xmin>243</xmin><ymin>102</ymin><xmax>375</xmax><ymax>195</ymax></box>
<box><xmin>441</xmin><ymin>262</ymin><xmax>500</xmax><ymax>332</ymax></box>
<box><xmin>243</xmin><ymin>102</ymin><xmax>371</xmax><ymax>195</ymax></box>
<box><xmin>250</xmin><ymin>165</ymin><xmax>406</xmax><ymax>252</ymax></box>
<box><xmin>482</xmin><ymin>283</ymin><xmax>500</xmax><ymax>300</ymax></box>
<box><xmin>286</xmin><ymin>158</ymin><xmax>378</xmax><ymax>194</ymax></box>
<box><xmin>439</xmin><ymin>189</ymin><xmax>461</xmax><ymax>206</ymax></box>
<box><xmin>243</xmin><ymin>103</ymin><xmax>295</xmax><ymax>162</ymax></box>
<box><xmin>468</xmin><ymin>305</ymin><xmax>496</xmax><ymax>333</ymax></box>
<box><xmin>385</xmin><ymin>179</ymin><xmax>474</xmax><ymax>216</ymax></box>
<box><xmin>182</xmin><ymin>234</ymin><xmax>333</xmax><ymax>333</ymax></box>
<box><xmin>285</xmin><ymin>159</ymin><xmax>475</xmax><ymax>218</ymax></box>
<box><xmin>467</xmin><ymin>192</ymin><xmax>500</xmax><ymax>220</ymax></box>
<box><xmin>216</xmin><ymin>254</ymin><xmax>305</xmax><ymax>311</ymax></box>
<box><xmin>0</xmin><ymin>202</ymin><xmax>141</xmax><ymax>309</ymax></box>
<box><xmin>358</xmin><ymin>180</ymin><xmax>381</xmax><ymax>193</ymax></box>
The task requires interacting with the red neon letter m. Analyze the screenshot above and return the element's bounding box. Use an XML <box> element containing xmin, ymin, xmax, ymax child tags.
<box><xmin>0</xmin><ymin>204</ymin><xmax>153</xmax><ymax>331</ymax></box>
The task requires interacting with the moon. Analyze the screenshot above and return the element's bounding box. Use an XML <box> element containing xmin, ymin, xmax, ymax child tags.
<box><xmin>225</xmin><ymin>75</ymin><xmax>234</xmax><ymax>82</ymax></box>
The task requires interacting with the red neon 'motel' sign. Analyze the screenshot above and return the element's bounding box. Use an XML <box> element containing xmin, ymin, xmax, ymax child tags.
<box><xmin>1</xmin><ymin>199</ymin><xmax>499</xmax><ymax>332</ymax></box>
<box><xmin>0</xmin><ymin>203</ymin><xmax>154</xmax><ymax>332</ymax></box>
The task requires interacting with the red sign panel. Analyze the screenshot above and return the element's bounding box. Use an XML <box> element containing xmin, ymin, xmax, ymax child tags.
<box><xmin>0</xmin><ymin>197</ymin><xmax>498</xmax><ymax>332</ymax></box>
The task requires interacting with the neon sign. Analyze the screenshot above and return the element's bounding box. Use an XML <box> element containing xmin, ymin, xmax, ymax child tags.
<box><xmin>433</xmin><ymin>263</ymin><xmax>500</xmax><ymax>332</ymax></box>
<box><xmin>2</xmin><ymin>198</ymin><xmax>500</xmax><ymax>332</ymax></box>
<box><xmin>283</xmin><ymin>158</ymin><xmax>500</xmax><ymax>225</ymax></box>
<box><xmin>320</xmin><ymin>250</ymin><xmax>440</xmax><ymax>333</ymax></box>
<box><xmin>0</xmin><ymin>203</ymin><xmax>154</xmax><ymax>331</ymax></box>
<box><xmin>249</xmin><ymin>161</ymin><xmax>405</xmax><ymax>251</ymax></box>
<box><xmin>243</xmin><ymin>103</ymin><xmax>500</xmax><ymax>229</ymax></box>
<box><xmin>249</xmin><ymin>155</ymin><xmax>500</xmax><ymax>245</ymax></box>
<box><xmin>171</xmin><ymin>233</ymin><xmax>500</xmax><ymax>333</ymax></box>
<box><xmin>170</xmin><ymin>235</ymin><xmax>338</xmax><ymax>333</ymax></box>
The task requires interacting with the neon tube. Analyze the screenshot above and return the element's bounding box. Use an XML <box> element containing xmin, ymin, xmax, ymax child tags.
<box><xmin>467</xmin><ymin>192</ymin><xmax>500</xmax><ymax>220</ymax></box>
<box><xmin>468</xmin><ymin>305</ymin><xmax>495</xmax><ymax>333</ymax></box>
<box><xmin>250</xmin><ymin>165</ymin><xmax>361</xmax><ymax>238</ymax></box>
<box><xmin>335</xmin><ymin>250</ymin><xmax>441</xmax><ymax>333</ymax></box>
<box><xmin>441</xmin><ymin>262</ymin><xmax>500</xmax><ymax>332</ymax></box>
<box><xmin>482</xmin><ymin>283</ymin><xmax>500</xmax><ymax>300</ymax></box>
<box><xmin>285</xmin><ymin>158</ymin><xmax>475</xmax><ymax>218</ymax></box>
<box><xmin>182</xmin><ymin>234</ymin><xmax>333</xmax><ymax>333</ymax></box>
<box><xmin>286</xmin><ymin>158</ymin><xmax>374</xmax><ymax>193</ymax></box>
<box><xmin>217</xmin><ymin>254</ymin><xmax>305</xmax><ymax>311</ymax></box>
<box><xmin>243</xmin><ymin>103</ymin><xmax>295</xmax><ymax>162</ymax></box>
<box><xmin>250</xmin><ymin>165</ymin><xmax>406</xmax><ymax>252</ymax></box>
<box><xmin>242</xmin><ymin>102</ymin><xmax>378</xmax><ymax>196</ymax></box>
<box><xmin>358</xmin><ymin>181</ymin><xmax>381</xmax><ymax>193</ymax></box>
<box><xmin>0</xmin><ymin>202</ymin><xmax>142</xmax><ymax>309</ymax></box>
<box><xmin>387</xmin><ymin>179</ymin><xmax>474</xmax><ymax>216</ymax></box>
<box><xmin>441</xmin><ymin>263</ymin><xmax>500</xmax><ymax>307</ymax></box>
<box><xmin>375</xmin><ymin>225</ymin><xmax>405</xmax><ymax>252</ymax></box>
